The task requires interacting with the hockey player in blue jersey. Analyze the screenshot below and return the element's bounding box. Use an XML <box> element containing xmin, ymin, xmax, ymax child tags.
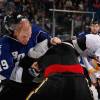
<box><xmin>0</xmin><ymin>14</ymin><xmax>61</xmax><ymax>99</ymax></box>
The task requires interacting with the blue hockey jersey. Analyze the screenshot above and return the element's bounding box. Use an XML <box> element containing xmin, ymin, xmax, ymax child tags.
<box><xmin>0</xmin><ymin>23</ymin><xmax>50</xmax><ymax>80</ymax></box>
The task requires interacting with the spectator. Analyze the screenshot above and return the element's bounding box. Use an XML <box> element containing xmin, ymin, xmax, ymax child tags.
<box><xmin>1</xmin><ymin>2</ymin><xmax>15</xmax><ymax>36</ymax></box>
<box><xmin>0</xmin><ymin>0</ymin><xmax>6</xmax><ymax>36</ymax></box>
<box><xmin>93</xmin><ymin>0</ymin><xmax>100</xmax><ymax>21</ymax></box>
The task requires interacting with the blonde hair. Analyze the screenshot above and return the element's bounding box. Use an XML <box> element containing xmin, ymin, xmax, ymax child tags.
<box><xmin>14</xmin><ymin>19</ymin><xmax>31</xmax><ymax>36</ymax></box>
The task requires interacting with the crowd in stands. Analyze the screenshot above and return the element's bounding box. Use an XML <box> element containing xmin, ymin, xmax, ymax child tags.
<box><xmin>0</xmin><ymin>0</ymin><xmax>100</xmax><ymax>36</ymax></box>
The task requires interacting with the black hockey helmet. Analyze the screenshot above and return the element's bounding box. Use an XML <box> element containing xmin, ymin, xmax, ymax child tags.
<box><xmin>2</xmin><ymin>13</ymin><xmax>27</xmax><ymax>36</ymax></box>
